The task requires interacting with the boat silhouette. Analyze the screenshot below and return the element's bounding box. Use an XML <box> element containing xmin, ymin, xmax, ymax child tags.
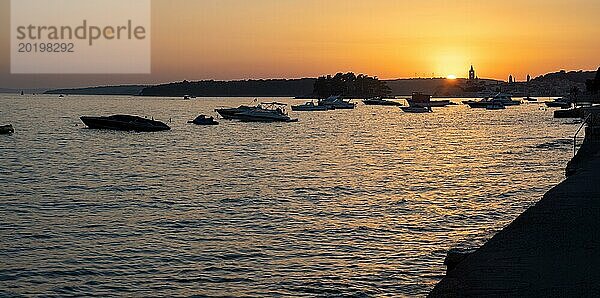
<box><xmin>80</xmin><ymin>115</ymin><xmax>171</xmax><ymax>132</ymax></box>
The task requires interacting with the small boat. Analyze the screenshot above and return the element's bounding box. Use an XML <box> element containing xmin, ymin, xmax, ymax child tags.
<box><xmin>188</xmin><ymin>115</ymin><xmax>219</xmax><ymax>125</ymax></box>
<box><xmin>486</xmin><ymin>101</ymin><xmax>505</xmax><ymax>110</ymax></box>
<box><xmin>464</xmin><ymin>93</ymin><xmax>521</xmax><ymax>108</ymax></box>
<box><xmin>58</xmin><ymin>94</ymin><xmax>65</xmax><ymax>98</ymax></box>
<box><xmin>80</xmin><ymin>115</ymin><xmax>171</xmax><ymax>132</ymax></box>
<box><xmin>183</xmin><ymin>95</ymin><xmax>191</xmax><ymax>100</ymax></box>
<box><xmin>493</xmin><ymin>93</ymin><xmax>521</xmax><ymax>106</ymax></box>
<box><xmin>401</xmin><ymin>105</ymin><xmax>432</xmax><ymax>113</ymax></box>
<box><xmin>318</xmin><ymin>96</ymin><xmax>356</xmax><ymax>110</ymax></box>
<box><xmin>0</xmin><ymin>124</ymin><xmax>14</xmax><ymax>135</ymax></box>
<box><xmin>406</xmin><ymin>92</ymin><xmax>453</xmax><ymax>107</ymax></box>
<box><xmin>291</xmin><ymin>101</ymin><xmax>329</xmax><ymax>111</ymax></box>
<box><xmin>523</xmin><ymin>97</ymin><xmax>538</xmax><ymax>102</ymax></box>
<box><xmin>20</xmin><ymin>91</ymin><xmax>24</xmax><ymax>96</ymax></box>
<box><xmin>363</xmin><ymin>97</ymin><xmax>403</xmax><ymax>106</ymax></box>
<box><xmin>463</xmin><ymin>99</ymin><xmax>489</xmax><ymax>108</ymax></box>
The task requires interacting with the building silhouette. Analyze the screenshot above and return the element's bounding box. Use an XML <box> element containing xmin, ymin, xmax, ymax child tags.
<box><xmin>469</xmin><ymin>65</ymin><xmax>476</xmax><ymax>81</ymax></box>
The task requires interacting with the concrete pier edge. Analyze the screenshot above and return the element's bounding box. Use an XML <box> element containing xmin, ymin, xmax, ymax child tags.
<box><xmin>429</xmin><ymin>107</ymin><xmax>600</xmax><ymax>297</ymax></box>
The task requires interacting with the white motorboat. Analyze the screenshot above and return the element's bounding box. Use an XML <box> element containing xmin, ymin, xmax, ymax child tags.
<box><xmin>221</xmin><ymin>102</ymin><xmax>298</xmax><ymax>122</ymax></box>
<box><xmin>318</xmin><ymin>96</ymin><xmax>356</xmax><ymax>110</ymax></box>
<box><xmin>215</xmin><ymin>105</ymin><xmax>256</xmax><ymax>119</ymax></box>
<box><xmin>291</xmin><ymin>101</ymin><xmax>329</xmax><ymax>111</ymax></box>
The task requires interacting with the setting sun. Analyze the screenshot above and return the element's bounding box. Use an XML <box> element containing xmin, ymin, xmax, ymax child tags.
<box><xmin>446</xmin><ymin>74</ymin><xmax>457</xmax><ymax>80</ymax></box>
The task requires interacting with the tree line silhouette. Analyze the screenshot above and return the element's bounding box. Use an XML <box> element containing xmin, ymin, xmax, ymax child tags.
<box><xmin>312</xmin><ymin>72</ymin><xmax>392</xmax><ymax>98</ymax></box>
<box><xmin>139</xmin><ymin>79</ymin><xmax>316</xmax><ymax>97</ymax></box>
<box><xmin>137</xmin><ymin>73</ymin><xmax>392</xmax><ymax>98</ymax></box>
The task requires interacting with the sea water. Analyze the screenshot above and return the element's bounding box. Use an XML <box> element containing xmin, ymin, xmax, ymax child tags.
<box><xmin>0</xmin><ymin>95</ymin><xmax>577</xmax><ymax>296</ymax></box>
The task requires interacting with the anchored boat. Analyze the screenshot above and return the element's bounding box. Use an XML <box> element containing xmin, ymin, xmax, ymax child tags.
<box><xmin>406</xmin><ymin>92</ymin><xmax>452</xmax><ymax>107</ymax></box>
<box><xmin>363</xmin><ymin>97</ymin><xmax>403</xmax><ymax>106</ymax></box>
<box><xmin>217</xmin><ymin>102</ymin><xmax>298</xmax><ymax>122</ymax></box>
<box><xmin>188</xmin><ymin>115</ymin><xmax>219</xmax><ymax>125</ymax></box>
<box><xmin>545</xmin><ymin>98</ymin><xmax>572</xmax><ymax>109</ymax></box>
<box><xmin>215</xmin><ymin>105</ymin><xmax>256</xmax><ymax>119</ymax></box>
<box><xmin>464</xmin><ymin>93</ymin><xmax>521</xmax><ymax>108</ymax></box>
<box><xmin>401</xmin><ymin>105</ymin><xmax>432</xmax><ymax>113</ymax></box>
<box><xmin>291</xmin><ymin>101</ymin><xmax>329</xmax><ymax>111</ymax></box>
<box><xmin>318</xmin><ymin>96</ymin><xmax>356</xmax><ymax>110</ymax></box>
<box><xmin>80</xmin><ymin>115</ymin><xmax>171</xmax><ymax>132</ymax></box>
<box><xmin>0</xmin><ymin>124</ymin><xmax>14</xmax><ymax>135</ymax></box>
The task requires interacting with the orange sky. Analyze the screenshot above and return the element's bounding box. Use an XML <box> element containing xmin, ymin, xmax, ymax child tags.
<box><xmin>1</xmin><ymin>0</ymin><xmax>600</xmax><ymax>88</ymax></box>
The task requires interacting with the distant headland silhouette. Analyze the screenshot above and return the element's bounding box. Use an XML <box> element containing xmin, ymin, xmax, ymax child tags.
<box><xmin>39</xmin><ymin>68</ymin><xmax>599</xmax><ymax>98</ymax></box>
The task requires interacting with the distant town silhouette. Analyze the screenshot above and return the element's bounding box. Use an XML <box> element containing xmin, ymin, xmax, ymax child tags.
<box><xmin>42</xmin><ymin>67</ymin><xmax>599</xmax><ymax>99</ymax></box>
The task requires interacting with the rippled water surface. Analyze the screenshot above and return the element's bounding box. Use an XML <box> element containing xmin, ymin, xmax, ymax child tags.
<box><xmin>0</xmin><ymin>95</ymin><xmax>578</xmax><ymax>296</ymax></box>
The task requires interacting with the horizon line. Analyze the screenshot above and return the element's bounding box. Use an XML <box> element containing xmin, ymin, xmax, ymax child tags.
<box><xmin>3</xmin><ymin>67</ymin><xmax>597</xmax><ymax>90</ymax></box>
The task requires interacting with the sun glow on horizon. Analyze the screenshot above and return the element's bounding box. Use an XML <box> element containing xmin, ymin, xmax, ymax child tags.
<box><xmin>446</xmin><ymin>74</ymin><xmax>457</xmax><ymax>80</ymax></box>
